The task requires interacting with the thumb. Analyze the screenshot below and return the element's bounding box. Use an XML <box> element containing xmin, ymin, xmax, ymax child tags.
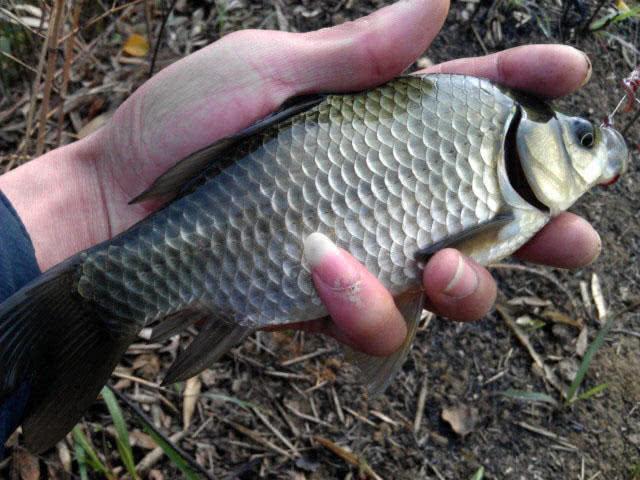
<box><xmin>98</xmin><ymin>0</ymin><xmax>449</xmax><ymax>201</ymax></box>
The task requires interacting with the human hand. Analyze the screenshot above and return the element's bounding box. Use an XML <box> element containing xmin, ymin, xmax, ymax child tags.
<box><xmin>0</xmin><ymin>0</ymin><xmax>598</xmax><ymax>357</ymax></box>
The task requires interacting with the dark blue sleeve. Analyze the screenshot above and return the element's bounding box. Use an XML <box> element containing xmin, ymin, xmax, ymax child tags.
<box><xmin>0</xmin><ymin>191</ymin><xmax>40</xmax><ymax>457</ymax></box>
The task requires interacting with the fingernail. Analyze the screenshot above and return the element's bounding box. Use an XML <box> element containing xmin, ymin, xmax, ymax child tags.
<box><xmin>303</xmin><ymin>232</ymin><xmax>340</xmax><ymax>268</ymax></box>
<box><xmin>303</xmin><ymin>233</ymin><xmax>361</xmax><ymax>299</ymax></box>
<box><xmin>443</xmin><ymin>254</ymin><xmax>479</xmax><ymax>299</ymax></box>
<box><xmin>579</xmin><ymin>51</ymin><xmax>592</xmax><ymax>87</ymax></box>
<box><xmin>586</xmin><ymin>231</ymin><xmax>602</xmax><ymax>266</ymax></box>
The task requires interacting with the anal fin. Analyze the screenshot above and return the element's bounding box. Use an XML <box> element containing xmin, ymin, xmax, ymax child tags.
<box><xmin>162</xmin><ymin>317</ymin><xmax>251</xmax><ymax>385</ymax></box>
<box><xmin>347</xmin><ymin>292</ymin><xmax>425</xmax><ymax>396</ymax></box>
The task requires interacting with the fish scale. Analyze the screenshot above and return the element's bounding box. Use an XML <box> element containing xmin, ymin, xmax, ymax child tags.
<box><xmin>77</xmin><ymin>75</ymin><xmax>512</xmax><ymax>328</ymax></box>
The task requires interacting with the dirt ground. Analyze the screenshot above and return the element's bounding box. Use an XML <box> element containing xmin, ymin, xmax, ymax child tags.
<box><xmin>0</xmin><ymin>0</ymin><xmax>639</xmax><ymax>479</ymax></box>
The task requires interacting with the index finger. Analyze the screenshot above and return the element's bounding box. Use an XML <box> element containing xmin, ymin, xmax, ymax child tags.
<box><xmin>420</xmin><ymin>44</ymin><xmax>591</xmax><ymax>98</ymax></box>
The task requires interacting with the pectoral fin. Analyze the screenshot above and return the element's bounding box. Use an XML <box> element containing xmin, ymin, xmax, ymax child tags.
<box><xmin>347</xmin><ymin>291</ymin><xmax>425</xmax><ymax>396</ymax></box>
<box><xmin>414</xmin><ymin>212</ymin><xmax>515</xmax><ymax>262</ymax></box>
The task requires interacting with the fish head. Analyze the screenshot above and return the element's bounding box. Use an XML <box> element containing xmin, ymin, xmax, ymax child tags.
<box><xmin>514</xmin><ymin>107</ymin><xmax>628</xmax><ymax>215</ymax></box>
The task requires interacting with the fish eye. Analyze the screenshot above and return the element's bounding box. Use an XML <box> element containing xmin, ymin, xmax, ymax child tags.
<box><xmin>573</xmin><ymin>118</ymin><xmax>595</xmax><ymax>149</ymax></box>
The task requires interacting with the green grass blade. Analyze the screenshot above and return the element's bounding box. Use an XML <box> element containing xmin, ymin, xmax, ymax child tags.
<box><xmin>501</xmin><ymin>389</ymin><xmax>558</xmax><ymax>406</ymax></box>
<box><xmin>72</xmin><ymin>426</ymin><xmax>112</xmax><ymax>479</ymax></box>
<box><xmin>567</xmin><ymin>316</ymin><xmax>615</xmax><ymax>403</ymax></box>
<box><xmin>576</xmin><ymin>383</ymin><xmax>608</xmax><ymax>402</ymax></box>
<box><xmin>74</xmin><ymin>440</ymin><xmax>89</xmax><ymax>480</ymax></box>
<box><xmin>101</xmin><ymin>387</ymin><xmax>139</xmax><ymax>479</ymax></box>
<box><xmin>201</xmin><ymin>392</ymin><xmax>257</xmax><ymax>410</ymax></box>
<box><xmin>470</xmin><ymin>466</ymin><xmax>485</xmax><ymax>480</ymax></box>
<box><xmin>142</xmin><ymin>425</ymin><xmax>200</xmax><ymax>480</ymax></box>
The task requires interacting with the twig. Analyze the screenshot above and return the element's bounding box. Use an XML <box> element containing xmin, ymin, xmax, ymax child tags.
<box><xmin>425</xmin><ymin>460</ymin><xmax>447</xmax><ymax>480</ymax></box>
<box><xmin>56</xmin><ymin>0</ymin><xmax>82</xmax><ymax>146</ymax></box>
<box><xmin>496</xmin><ymin>304</ymin><xmax>567</xmax><ymax>398</ymax></box>
<box><xmin>227</xmin><ymin>421</ymin><xmax>292</xmax><ymax>458</ymax></box>
<box><xmin>280</xmin><ymin>348</ymin><xmax>333</xmax><ymax>366</ymax></box>
<box><xmin>470</xmin><ymin>24</ymin><xmax>489</xmax><ymax>56</ymax></box>
<box><xmin>612</xmin><ymin>328</ymin><xmax>640</xmax><ymax>338</ymax></box>
<box><xmin>252</xmin><ymin>407</ymin><xmax>298</xmax><ymax>454</ymax></box>
<box><xmin>491</xmin><ymin>263</ymin><xmax>579</xmax><ymax>311</ymax></box>
<box><xmin>515</xmin><ymin>421</ymin><xmax>578</xmax><ymax>450</ymax></box>
<box><xmin>343</xmin><ymin>406</ymin><xmax>376</xmax><ymax>427</ymax></box>
<box><xmin>58</xmin><ymin>0</ymin><xmax>146</xmax><ymax>43</ymax></box>
<box><xmin>0</xmin><ymin>51</ymin><xmax>38</xmax><ymax>74</ymax></box>
<box><xmin>136</xmin><ymin>431</ymin><xmax>186</xmax><ymax>473</ymax></box>
<box><xmin>36</xmin><ymin>0</ymin><xmax>65</xmax><ymax>156</ymax></box>
<box><xmin>331</xmin><ymin>386</ymin><xmax>345</xmax><ymax>425</ymax></box>
<box><xmin>285</xmin><ymin>403</ymin><xmax>332</xmax><ymax>427</ymax></box>
<box><xmin>20</xmin><ymin>3</ymin><xmax>52</xmax><ymax>155</ymax></box>
<box><xmin>108</xmin><ymin>386</ymin><xmax>214</xmax><ymax>480</ymax></box>
<box><xmin>413</xmin><ymin>376</ymin><xmax>428</xmax><ymax>434</ymax></box>
<box><xmin>148</xmin><ymin>0</ymin><xmax>179</xmax><ymax>78</ymax></box>
<box><xmin>314</xmin><ymin>436</ymin><xmax>383</xmax><ymax>480</ymax></box>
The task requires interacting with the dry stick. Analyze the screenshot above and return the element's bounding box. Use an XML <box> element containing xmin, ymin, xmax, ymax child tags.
<box><xmin>496</xmin><ymin>304</ymin><xmax>567</xmax><ymax>399</ymax></box>
<box><xmin>413</xmin><ymin>376</ymin><xmax>428</xmax><ymax>434</ymax></box>
<box><xmin>56</xmin><ymin>0</ymin><xmax>83</xmax><ymax>146</ymax></box>
<box><xmin>136</xmin><ymin>431</ymin><xmax>186</xmax><ymax>474</ymax></box>
<box><xmin>58</xmin><ymin>0</ymin><xmax>146</xmax><ymax>43</ymax></box>
<box><xmin>35</xmin><ymin>0</ymin><xmax>65</xmax><ymax>156</ymax></box>
<box><xmin>491</xmin><ymin>263</ymin><xmax>579</xmax><ymax>311</ymax></box>
<box><xmin>20</xmin><ymin>6</ymin><xmax>51</xmax><ymax>155</ymax></box>
<box><xmin>148</xmin><ymin>0</ymin><xmax>179</xmax><ymax>78</ymax></box>
<box><xmin>314</xmin><ymin>437</ymin><xmax>383</xmax><ymax>480</ymax></box>
<box><xmin>108</xmin><ymin>386</ymin><xmax>215</xmax><ymax>480</ymax></box>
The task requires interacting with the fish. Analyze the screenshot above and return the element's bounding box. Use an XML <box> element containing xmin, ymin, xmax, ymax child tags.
<box><xmin>0</xmin><ymin>74</ymin><xmax>628</xmax><ymax>453</ymax></box>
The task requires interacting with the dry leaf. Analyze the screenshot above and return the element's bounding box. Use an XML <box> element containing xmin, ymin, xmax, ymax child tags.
<box><xmin>148</xmin><ymin>470</ymin><xmax>165</xmax><ymax>480</ymax></box>
<box><xmin>56</xmin><ymin>441</ymin><xmax>72</xmax><ymax>472</ymax></box>
<box><xmin>591</xmin><ymin>273</ymin><xmax>607</xmax><ymax>324</ymax></box>
<box><xmin>557</xmin><ymin>358</ymin><xmax>579</xmax><ymax>382</ymax></box>
<box><xmin>78</xmin><ymin>112</ymin><xmax>111</xmax><ymax>139</ymax></box>
<box><xmin>576</xmin><ymin>327</ymin><xmax>589</xmax><ymax>357</ymax></box>
<box><xmin>123</xmin><ymin>33</ymin><xmax>149</xmax><ymax>57</ymax></box>
<box><xmin>132</xmin><ymin>353</ymin><xmax>161</xmax><ymax>378</ymax></box>
<box><xmin>542</xmin><ymin>309</ymin><xmax>583</xmax><ymax>328</ymax></box>
<box><xmin>416</xmin><ymin>57</ymin><xmax>434</xmax><ymax>69</ymax></box>
<box><xmin>13</xmin><ymin>447</ymin><xmax>40</xmax><ymax>480</ymax></box>
<box><xmin>130</xmin><ymin>430</ymin><xmax>157</xmax><ymax>450</ymax></box>
<box><xmin>441</xmin><ymin>405</ymin><xmax>479</xmax><ymax>436</ymax></box>
<box><xmin>183</xmin><ymin>375</ymin><xmax>202</xmax><ymax>430</ymax></box>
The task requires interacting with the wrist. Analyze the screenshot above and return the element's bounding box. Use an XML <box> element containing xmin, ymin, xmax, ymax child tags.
<box><xmin>0</xmin><ymin>136</ymin><xmax>109</xmax><ymax>271</ymax></box>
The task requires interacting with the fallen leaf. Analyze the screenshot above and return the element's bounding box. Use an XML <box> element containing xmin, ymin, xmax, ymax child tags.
<box><xmin>591</xmin><ymin>273</ymin><xmax>607</xmax><ymax>324</ymax></box>
<box><xmin>441</xmin><ymin>405</ymin><xmax>479</xmax><ymax>436</ymax></box>
<box><xmin>56</xmin><ymin>441</ymin><xmax>72</xmax><ymax>472</ymax></box>
<box><xmin>183</xmin><ymin>375</ymin><xmax>201</xmax><ymax>430</ymax></box>
<box><xmin>78</xmin><ymin>112</ymin><xmax>111</xmax><ymax>139</ymax></box>
<box><xmin>576</xmin><ymin>327</ymin><xmax>589</xmax><ymax>357</ymax></box>
<box><xmin>123</xmin><ymin>33</ymin><xmax>149</xmax><ymax>57</ymax></box>
<box><xmin>416</xmin><ymin>57</ymin><xmax>434</xmax><ymax>69</ymax></box>
<box><xmin>130</xmin><ymin>430</ymin><xmax>157</xmax><ymax>450</ymax></box>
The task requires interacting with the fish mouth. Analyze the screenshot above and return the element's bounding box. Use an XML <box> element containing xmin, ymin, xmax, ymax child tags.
<box><xmin>504</xmin><ymin>106</ymin><xmax>550</xmax><ymax>212</ymax></box>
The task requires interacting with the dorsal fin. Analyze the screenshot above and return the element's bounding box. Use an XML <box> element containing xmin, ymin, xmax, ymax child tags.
<box><xmin>129</xmin><ymin>94</ymin><xmax>326</xmax><ymax>204</ymax></box>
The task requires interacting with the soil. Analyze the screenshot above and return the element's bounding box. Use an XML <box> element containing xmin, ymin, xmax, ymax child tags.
<box><xmin>0</xmin><ymin>1</ymin><xmax>638</xmax><ymax>479</ymax></box>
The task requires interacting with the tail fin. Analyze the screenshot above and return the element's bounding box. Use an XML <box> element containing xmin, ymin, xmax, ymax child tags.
<box><xmin>0</xmin><ymin>259</ymin><xmax>139</xmax><ymax>453</ymax></box>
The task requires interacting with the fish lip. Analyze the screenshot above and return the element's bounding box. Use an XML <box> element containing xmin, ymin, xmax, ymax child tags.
<box><xmin>598</xmin><ymin>126</ymin><xmax>629</xmax><ymax>186</ymax></box>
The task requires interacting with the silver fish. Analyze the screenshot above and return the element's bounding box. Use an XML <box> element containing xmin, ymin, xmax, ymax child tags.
<box><xmin>0</xmin><ymin>74</ymin><xmax>628</xmax><ymax>452</ymax></box>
